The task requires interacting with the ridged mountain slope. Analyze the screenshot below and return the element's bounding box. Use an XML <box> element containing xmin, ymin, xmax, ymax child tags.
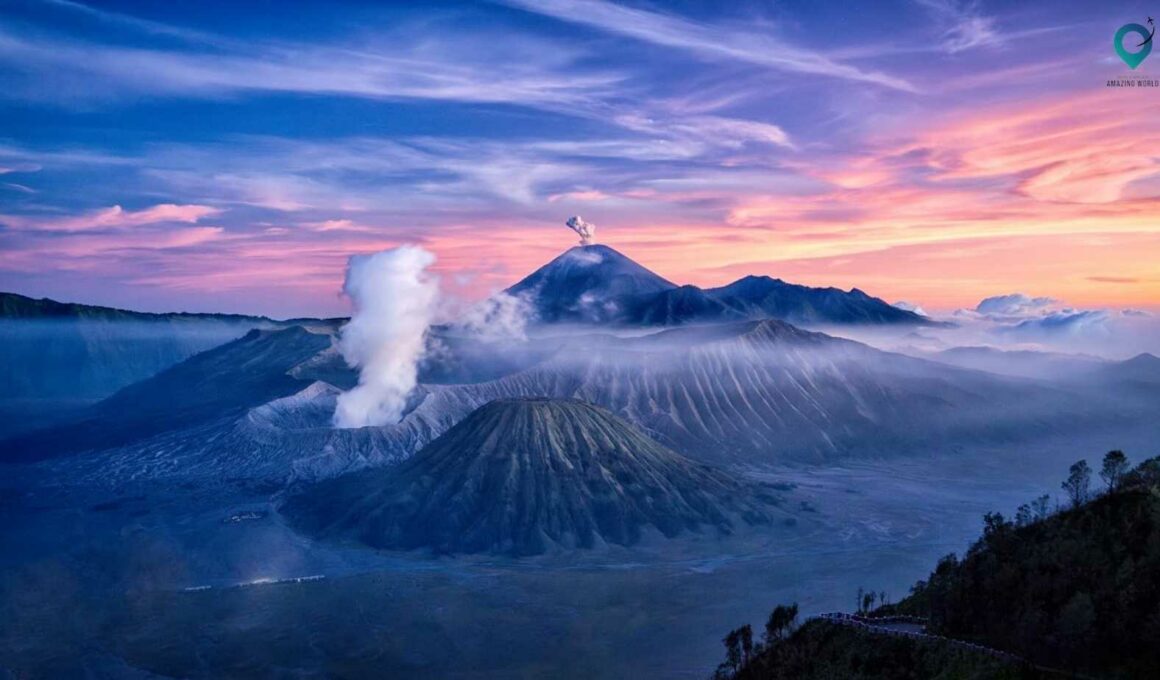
<box><xmin>284</xmin><ymin>398</ymin><xmax>779</xmax><ymax>556</ymax></box>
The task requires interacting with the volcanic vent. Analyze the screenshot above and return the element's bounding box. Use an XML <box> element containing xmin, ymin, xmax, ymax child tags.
<box><xmin>283</xmin><ymin>398</ymin><xmax>779</xmax><ymax>556</ymax></box>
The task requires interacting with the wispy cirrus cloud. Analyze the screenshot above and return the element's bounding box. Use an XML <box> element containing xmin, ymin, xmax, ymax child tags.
<box><xmin>915</xmin><ymin>0</ymin><xmax>1001</xmax><ymax>53</ymax></box>
<box><xmin>612</xmin><ymin>113</ymin><xmax>793</xmax><ymax>150</ymax></box>
<box><xmin>0</xmin><ymin>165</ymin><xmax>37</xmax><ymax>174</ymax></box>
<box><xmin>5</xmin><ymin>84</ymin><xmax>1159</xmax><ymax>316</ymax></box>
<box><xmin>20</xmin><ymin>128</ymin><xmax>788</xmax><ymax>215</ymax></box>
<box><xmin>2</xmin><ymin>0</ymin><xmax>1157</xmax><ymax>318</ymax></box>
<box><xmin>498</xmin><ymin>0</ymin><xmax>916</xmax><ymax>92</ymax></box>
<box><xmin>0</xmin><ymin>16</ymin><xmax>795</xmax><ymax>165</ymax></box>
<box><xmin>34</xmin><ymin>0</ymin><xmax>230</xmax><ymax>45</ymax></box>
<box><xmin>0</xmin><ymin>23</ymin><xmax>624</xmax><ymax>110</ymax></box>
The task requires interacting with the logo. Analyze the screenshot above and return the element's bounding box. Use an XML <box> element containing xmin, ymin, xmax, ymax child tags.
<box><xmin>1115</xmin><ymin>17</ymin><xmax>1155</xmax><ymax>69</ymax></box>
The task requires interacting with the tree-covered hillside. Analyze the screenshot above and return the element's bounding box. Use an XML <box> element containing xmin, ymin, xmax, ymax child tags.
<box><xmin>715</xmin><ymin>452</ymin><xmax>1160</xmax><ymax>679</ymax></box>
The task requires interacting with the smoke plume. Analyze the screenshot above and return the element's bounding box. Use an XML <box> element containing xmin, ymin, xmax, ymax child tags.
<box><xmin>333</xmin><ymin>246</ymin><xmax>439</xmax><ymax>428</ymax></box>
<box><xmin>565</xmin><ymin>215</ymin><xmax>596</xmax><ymax>245</ymax></box>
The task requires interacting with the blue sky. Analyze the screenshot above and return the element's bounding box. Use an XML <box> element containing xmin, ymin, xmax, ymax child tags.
<box><xmin>1</xmin><ymin>0</ymin><xmax>1158</xmax><ymax>317</ymax></box>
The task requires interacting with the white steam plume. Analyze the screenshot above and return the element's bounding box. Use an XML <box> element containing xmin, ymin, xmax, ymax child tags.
<box><xmin>566</xmin><ymin>215</ymin><xmax>596</xmax><ymax>245</ymax></box>
<box><xmin>453</xmin><ymin>292</ymin><xmax>533</xmax><ymax>342</ymax></box>
<box><xmin>333</xmin><ymin>246</ymin><xmax>439</xmax><ymax>428</ymax></box>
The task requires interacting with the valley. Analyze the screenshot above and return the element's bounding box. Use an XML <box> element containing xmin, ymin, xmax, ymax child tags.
<box><xmin>1</xmin><ymin>246</ymin><xmax>1157</xmax><ymax>678</ymax></box>
<box><xmin>7</xmin><ymin>5</ymin><xmax>1159</xmax><ymax>676</ymax></box>
<box><xmin>2</xmin><ymin>424</ymin><xmax>1153</xmax><ymax>677</ymax></box>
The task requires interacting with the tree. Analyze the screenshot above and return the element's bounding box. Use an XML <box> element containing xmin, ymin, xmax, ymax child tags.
<box><xmin>1100</xmin><ymin>450</ymin><xmax>1129</xmax><ymax>492</ymax></box>
<box><xmin>1125</xmin><ymin>456</ymin><xmax>1160</xmax><ymax>488</ymax></box>
<box><xmin>1062</xmin><ymin>460</ymin><xmax>1092</xmax><ymax>508</ymax></box>
<box><xmin>764</xmin><ymin>603</ymin><xmax>799</xmax><ymax>644</ymax></box>
<box><xmin>981</xmin><ymin>512</ymin><xmax>1015</xmax><ymax>552</ymax></box>
<box><xmin>862</xmin><ymin>591</ymin><xmax>876</xmax><ymax>614</ymax></box>
<box><xmin>1015</xmin><ymin>503</ymin><xmax>1033</xmax><ymax>527</ymax></box>
<box><xmin>983</xmin><ymin>511</ymin><xmax>1008</xmax><ymax>537</ymax></box>
<box><xmin>716</xmin><ymin>627</ymin><xmax>744</xmax><ymax>678</ymax></box>
<box><xmin>1031</xmin><ymin>494</ymin><xmax>1051</xmax><ymax>521</ymax></box>
<box><xmin>739</xmin><ymin>625</ymin><xmax>754</xmax><ymax>667</ymax></box>
<box><xmin>1136</xmin><ymin>457</ymin><xmax>1160</xmax><ymax>486</ymax></box>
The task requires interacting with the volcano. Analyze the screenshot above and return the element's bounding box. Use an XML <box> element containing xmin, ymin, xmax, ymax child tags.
<box><xmin>505</xmin><ymin>244</ymin><xmax>927</xmax><ymax>326</ymax></box>
<box><xmin>283</xmin><ymin>398</ymin><xmax>779</xmax><ymax>556</ymax></box>
<box><xmin>1</xmin><ymin>326</ymin><xmax>332</xmax><ymax>462</ymax></box>
<box><xmin>505</xmin><ymin>244</ymin><xmax>676</xmax><ymax>323</ymax></box>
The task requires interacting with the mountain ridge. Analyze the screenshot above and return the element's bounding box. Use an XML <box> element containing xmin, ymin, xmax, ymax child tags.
<box><xmin>18</xmin><ymin>318</ymin><xmax>1155</xmax><ymax>481</ymax></box>
<box><xmin>505</xmin><ymin>244</ymin><xmax>929</xmax><ymax>327</ymax></box>
<box><xmin>1</xmin><ymin>326</ymin><xmax>332</xmax><ymax>461</ymax></box>
<box><xmin>1</xmin><ymin>291</ymin><xmax>274</xmax><ymax>323</ymax></box>
<box><xmin>0</xmin><ymin>290</ymin><xmax>338</xmax><ymax>324</ymax></box>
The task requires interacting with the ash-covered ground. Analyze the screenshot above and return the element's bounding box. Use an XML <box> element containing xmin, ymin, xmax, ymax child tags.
<box><xmin>2</xmin><ymin>427</ymin><xmax>1149</xmax><ymax>679</ymax></box>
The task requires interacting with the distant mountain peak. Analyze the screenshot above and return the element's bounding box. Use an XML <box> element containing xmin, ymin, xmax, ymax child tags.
<box><xmin>1104</xmin><ymin>352</ymin><xmax>1160</xmax><ymax>385</ymax></box>
<box><xmin>506</xmin><ymin>244</ymin><xmax>676</xmax><ymax>323</ymax></box>
<box><xmin>635</xmin><ymin>318</ymin><xmax>826</xmax><ymax>349</ymax></box>
<box><xmin>736</xmin><ymin>318</ymin><xmax>831</xmax><ymax>343</ymax></box>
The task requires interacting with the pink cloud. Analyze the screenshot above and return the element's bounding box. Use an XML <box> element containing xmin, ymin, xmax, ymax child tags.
<box><xmin>547</xmin><ymin>189</ymin><xmax>610</xmax><ymax>202</ymax></box>
<box><xmin>910</xmin><ymin>92</ymin><xmax>1160</xmax><ymax>204</ymax></box>
<box><xmin>5</xmin><ymin>92</ymin><xmax>1159</xmax><ymax>318</ymax></box>
<box><xmin>299</xmin><ymin>219</ymin><xmax>379</xmax><ymax>233</ymax></box>
<box><xmin>712</xmin><ymin>91</ymin><xmax>1160</xmax><ymax>263</ymax></box>
<box><xmin>0</xmin><ymin>203</ymin><xmax>222</xmax><ymax>232</ymax></box>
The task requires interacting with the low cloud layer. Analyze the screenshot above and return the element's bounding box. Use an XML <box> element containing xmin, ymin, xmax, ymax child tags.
<box><xmin>975</xmin><ymin>293</ymin><xmax>1057</xmax><ymax>317</ymax></box>
<box><xmin>893</xmin><ymin>300</ymin><xmax>928</xmax><ymax>317</ymax></box>
<box><xmin>449</xmin><ymin>292</ymin><xmax>533</xmax><ymax>343</ymax></box>
<box><xmin>999</xmin><ymin>309</ymin><xmax>1111</xmax><ymax>343</ymax></box>
<box><xmin>935</xmin><ymin>293</ymin><xmax>1159</xmax><ymax>359</ymax></box>
<box><xmin>837</xmin><ymin>292</ymin><xmax>1159</xmax><ymax>373</ymax></box>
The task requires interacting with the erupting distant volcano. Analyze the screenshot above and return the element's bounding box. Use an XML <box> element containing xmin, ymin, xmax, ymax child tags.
<box><xmin>565</xmin><ymin>215</ymin><xmax>596</xmax><ymax>245</ymax></box>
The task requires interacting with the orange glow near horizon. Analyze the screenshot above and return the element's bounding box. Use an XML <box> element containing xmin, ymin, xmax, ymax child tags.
<box><xmin>415</xmin><ymin>89</ymin><xmax>1160</xmax><ymax>312</ymax></box>
<box><xmin>4</xmin><ymin>91</ymin><xmax>1160</xmax><ymax>317</ymax></box>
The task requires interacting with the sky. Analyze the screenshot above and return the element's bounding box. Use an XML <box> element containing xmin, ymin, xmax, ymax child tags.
<box><xmin>1</xmin><ymin>0</ymin><xmax>1159</xmax><ymax>318</ymax></box>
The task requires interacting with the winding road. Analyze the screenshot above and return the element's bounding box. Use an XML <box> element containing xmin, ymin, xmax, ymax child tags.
<box><xmin>810</xmin><ymin>613</ymin><xmax>1099</xmax><ymax>679</ymax></box>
